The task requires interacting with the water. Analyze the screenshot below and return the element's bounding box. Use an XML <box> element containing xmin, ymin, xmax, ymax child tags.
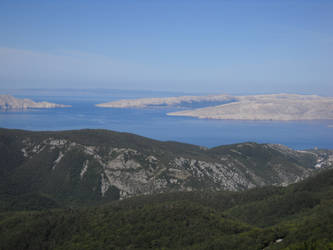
<box><xmin>1</xmin><ymin>89</ymin><xmax>332</xmax><ymax>149</ymax></box>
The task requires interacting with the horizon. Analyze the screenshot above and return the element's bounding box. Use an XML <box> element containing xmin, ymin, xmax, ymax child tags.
<box><xmin>1</xmin><ymin>88</ymin><xmax>333</xmax><ymax>98</ymax></box>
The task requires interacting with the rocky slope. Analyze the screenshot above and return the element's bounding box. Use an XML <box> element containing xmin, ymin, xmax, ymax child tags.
<box><xmin>1</xmin><ymin>128</ymin><xmax>332</xmax><ymax>205</ymax></box>
<box><xmin>0</xmin><ymin>94</ymin><xmax>70</xmax><ymax>110</ymax></box>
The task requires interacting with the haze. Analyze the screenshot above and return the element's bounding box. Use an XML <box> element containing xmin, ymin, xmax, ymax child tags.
<box><xmin>0</xmin><ymin>1</ymin><xmax>332</xmax><ymax>95</ymax></box>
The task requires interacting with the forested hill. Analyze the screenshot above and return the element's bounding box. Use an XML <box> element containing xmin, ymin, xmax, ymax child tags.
<box><xmin>1</xmin><ymin>128</ymin><xmax>333</xmax><ymax>249</ymax></box>
<box><xmin>0</xmin><ymin>168</ymin><xmax>333</xmax><ymax>249</ymax></box>
<box><xmin>0</xmin><ymin>128</ymin><xmax>332</xmax><ymax>207</ymax></box>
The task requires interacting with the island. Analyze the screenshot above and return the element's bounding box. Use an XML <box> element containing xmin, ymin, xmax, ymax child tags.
<box><xmin>0</xmin><ymin>94</ymin><xmax>71</xmax><ymax>110</ymax></box>
<box><xmin>96</xmin><ymin>93</ymin><xmax>333</xmax><ymax>121</ymax></box>
<box><xmin>168</xmin><ymin>94</ymin><xmax>333</xmax><ymax>120</ymax></box>
<box><xmin>96</xmin><ymin>94</ymin><xmax>235</xmax><ymax>108</ymax></box>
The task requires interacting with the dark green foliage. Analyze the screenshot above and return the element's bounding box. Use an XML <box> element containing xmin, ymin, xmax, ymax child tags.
<box><xmin>0</xmin><ymin>193</ymin><xmax>59</xmax><ymax>211</ymax></box>
<box><xmin>0</xmin><ymin>169</ymin><xmax>332</xmax><ymax>249</ymax></box>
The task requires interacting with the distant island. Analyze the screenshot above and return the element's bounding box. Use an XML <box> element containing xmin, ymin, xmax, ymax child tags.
<box><xmin>0</xmin><ymin>94</ymin><xmax>71</xmax><ymax>110</ymax></box>
<box><xmin>96</xmin><ymin>94</ymin><xmax>235</xmax><ymax>108</ymax></box>
<box><xmin>97</xmin><ymin>93</ymin><xmax>333</xmax><ymax>121</ymax></box>
<box><xmin>168</xmin><ymin>94</ymin><xmax>333</xmax><ymax>120</ymax></box>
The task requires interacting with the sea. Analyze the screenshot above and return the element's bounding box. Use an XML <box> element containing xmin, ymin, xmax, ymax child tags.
<box><xmin>1</xmin><ymin>89</ymin><xmax>332</xmax><ymax>150</ymax></box>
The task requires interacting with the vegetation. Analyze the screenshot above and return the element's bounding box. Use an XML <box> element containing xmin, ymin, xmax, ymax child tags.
<box><xmin>0</xmin><ymin>128</ymin><xmax>332</xmax><ymax>249</ymax></box>
<box><xmin>1</xmin><ymin>128</ymin><xmax>329</xmax><ymax>207</ymax></box>
<box><xmin>0</xmin><ymin>169</ymin><xmax>332</xmax><ymax>249</ymax></box>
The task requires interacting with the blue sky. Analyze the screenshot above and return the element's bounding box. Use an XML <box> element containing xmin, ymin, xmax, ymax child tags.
<box><xmin>0</xmin><ymin>0</ymin><xmax>332</xmax><ymax>95</ymax></box>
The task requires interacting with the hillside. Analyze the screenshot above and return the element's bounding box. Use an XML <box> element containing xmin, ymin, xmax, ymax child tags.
<box><xmin>0</xmin><ymin>128</ymin><xmax>332</xmax><ymax>207</ymax></box>
<box><xmin>0</xmin><ymin>168</ymin><xmax>333</xmax><ymax>249</ymax></box>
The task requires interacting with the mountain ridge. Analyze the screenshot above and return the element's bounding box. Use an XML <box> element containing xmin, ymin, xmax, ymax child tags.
<box><xmin>1</xmin><ymin>128</ymin><xmax>332</xmax><ymax>206</ymax></box>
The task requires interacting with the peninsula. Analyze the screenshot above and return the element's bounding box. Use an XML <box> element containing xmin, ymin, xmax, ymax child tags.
<box><xmin>0</xmin><ymin>94</ymin><xmax>71</xmax><ymax>110</ymax></box>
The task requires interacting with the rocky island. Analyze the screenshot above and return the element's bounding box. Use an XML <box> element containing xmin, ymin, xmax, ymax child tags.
<box><xmin>96</xmin><ymin>94</ymin><xmax>235</xmax><ymax>108</ymax></box>
<box><xmin>168</xmin><ymin>94</ymin><xmax>333</xmax><ymax>120</ymax></box>
<box><xmin>0</xmin><ymin>94</ymin><xmax>71</xmax><ymax>110</ymax></box>
<box><xmin>96</xmin><ymin>93</ymin><xmax>333</xmax><ymax>121</ymax></box>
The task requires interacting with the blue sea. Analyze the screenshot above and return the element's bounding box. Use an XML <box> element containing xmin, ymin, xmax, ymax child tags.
<box><xmin>1</xmin><ymin>89</ymin><xmax>332</xmax><ymax>150</ymax></box>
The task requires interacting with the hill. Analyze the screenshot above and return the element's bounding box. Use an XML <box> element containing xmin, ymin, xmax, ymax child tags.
<box><xmin>0</xmin><ymin>168</ymin><xmax>333</xmax><ymax>249</ymax></box>
<box><xmin>0</xmin><ymin>128</ymin><xmax>332</xmax><ymax>207</ymax></box>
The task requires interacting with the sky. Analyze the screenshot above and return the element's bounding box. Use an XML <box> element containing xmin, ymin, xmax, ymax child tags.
<box><xmin>0</xmin><ymin>0</ymin><xmax>332</xmax><ymax>95</ymax></box>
